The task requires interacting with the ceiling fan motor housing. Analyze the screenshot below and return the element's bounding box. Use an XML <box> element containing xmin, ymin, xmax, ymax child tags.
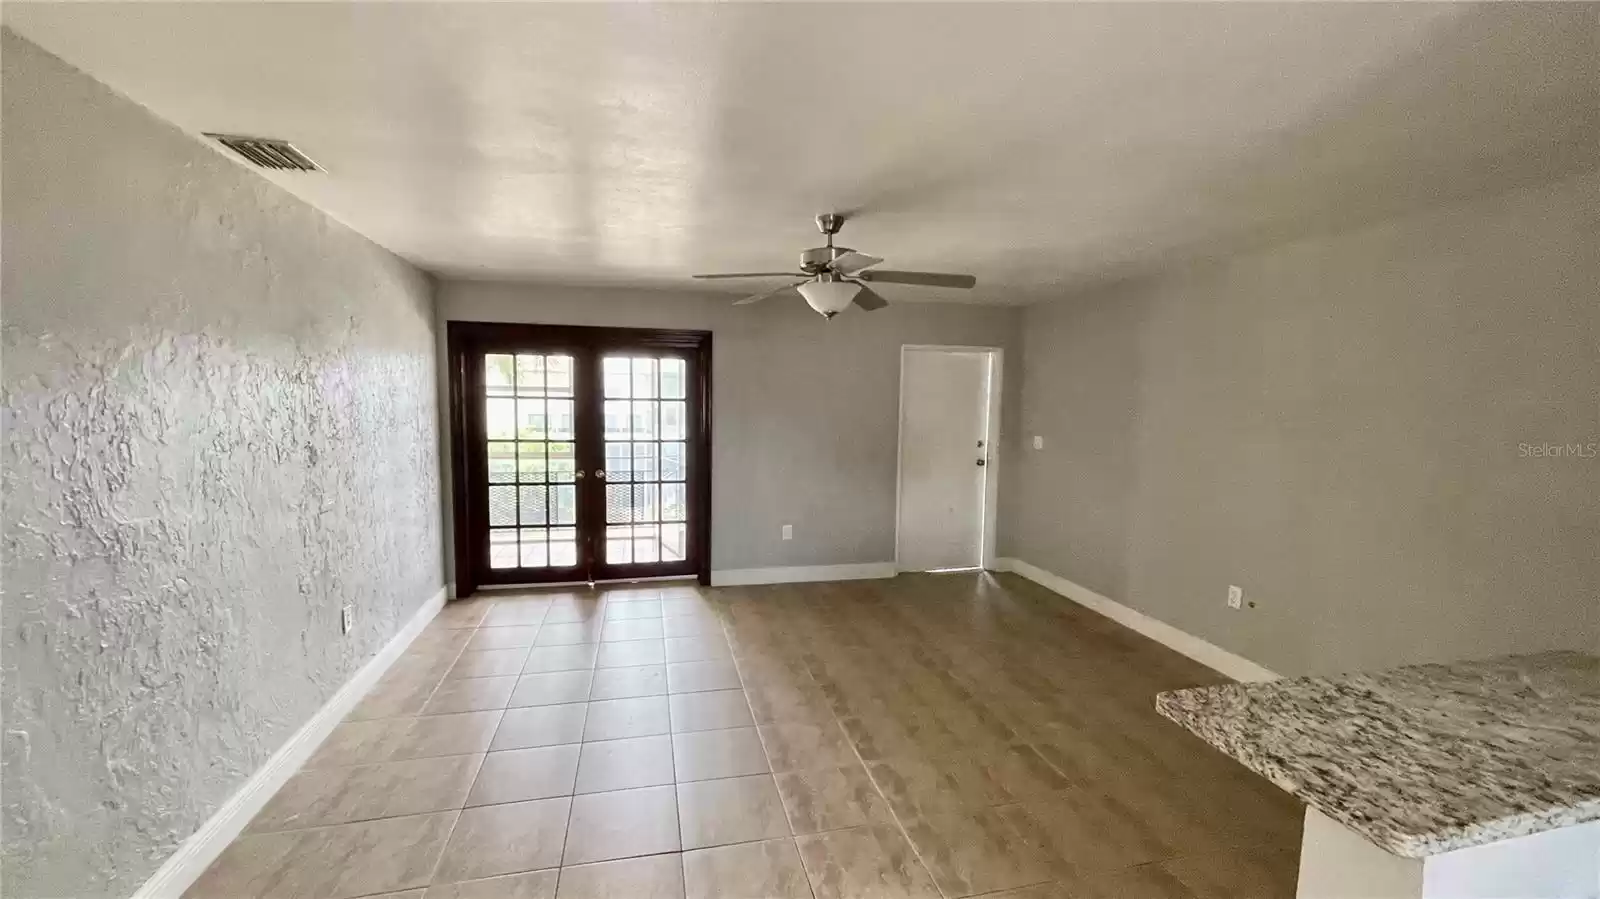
<box><xmin>799</xmin><ymin>245</ymin><xmax>854</xmax><ymax>274</ymax></box>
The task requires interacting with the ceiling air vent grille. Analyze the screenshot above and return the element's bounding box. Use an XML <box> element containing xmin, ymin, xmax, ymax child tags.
<box><xmin>205</xmin><ymin>133</ymin><xmax>321</xmax><ymax>172</ymax></box>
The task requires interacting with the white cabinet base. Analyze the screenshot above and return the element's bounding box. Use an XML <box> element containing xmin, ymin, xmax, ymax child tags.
<box><xmin>1297</xmin><ymin>808</ymin><xmax>1600</xmax><ymax>899</ymax></box>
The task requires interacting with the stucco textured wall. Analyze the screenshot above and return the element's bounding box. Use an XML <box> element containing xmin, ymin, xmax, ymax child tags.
<box><xmin>1</xmin><ymin>32</ymin><xmax>443</xmax><ymax>899</ymax></box>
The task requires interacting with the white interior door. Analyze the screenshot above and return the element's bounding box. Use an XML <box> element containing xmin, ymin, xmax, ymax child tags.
<box><xmin>897</xmin><ymin>348</ymin><xmax>993</xmax><ymax>571</ymax></box>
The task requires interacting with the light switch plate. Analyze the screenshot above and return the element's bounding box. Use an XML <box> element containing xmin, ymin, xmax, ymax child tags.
<box><xmin>1032</xmin><ymin>436</ymin><xmax>1045</xmax><ymax>450</ymax></box>
<box><xmin>781</xmin><ymin>524</ymin><xmax>793</xmax><ymax>541</ymax></box>
<box><xmin>341</xmin><ymin>605</ymin><xmax>355</xmax><ymax>634</ymax></box>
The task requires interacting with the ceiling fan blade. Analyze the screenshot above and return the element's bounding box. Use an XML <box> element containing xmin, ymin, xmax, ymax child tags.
<box><xmin>829</xmin><ymin>252</ymin><xmax>883</xmax><ymax>275</ymax></box>
<box><xmin>858</xmin><ymin>270</ymin><xmax>977</xmax><ymax>289</ymax></box>
<box><xmin>733</xmin><ymin>281</ymin><xmax>805</xmax><ymax>306</ymax></box>
<box><xmin>692</xmin><ymin>272</ymin><xmax>804</xmax><ymax>280</ymax></box>
<box><xmin>852</xmin><ymin>284</ymin><xmax>889</xmax><ymax>311</ymax></box>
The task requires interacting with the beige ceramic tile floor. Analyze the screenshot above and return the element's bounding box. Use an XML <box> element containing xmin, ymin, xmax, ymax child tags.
<box><xmin>185</xmin><ymin>573</ymin><xmax>1302</xmax><ymax>899</ymax></box>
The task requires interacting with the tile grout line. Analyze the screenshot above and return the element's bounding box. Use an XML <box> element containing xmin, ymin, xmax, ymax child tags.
<box><xmin>533</xmin><ymin>599</ymin><xmax>585</xmax><ymax>877</ymax></box>
<box><xmin>563</xmin><ymin>591</ymin><xmax>641</xmax><ymax>876</ymax></box>
<box><xmin>510</xmin><ymin>602</ymin><xmax>603</xmax><ymax>886</ymax></box>
<box><xmin>416</xmin><ymin>599</ymin><xmax>521</xmax><ymax>892</ymax></box>
<box><xmin>435</xmin><ymin>599</ymin><xmax>563</xmax><ymax>892</ymax></box>
<box><xmin>408</xmin><ymin>629</ymin><xmax>477</xmax><ymax>717</ymax></box>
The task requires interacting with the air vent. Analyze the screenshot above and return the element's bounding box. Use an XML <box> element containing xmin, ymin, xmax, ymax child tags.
<box><xmin>204</xmin><ymin>133</ymin><xmax>321</xmax><ymax>172</ymax></box>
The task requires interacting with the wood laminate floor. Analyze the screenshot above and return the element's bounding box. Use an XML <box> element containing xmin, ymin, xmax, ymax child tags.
<box><xmin>186</xmin><ymin>572</ymin><xmax>1303</xmax><ymax>899</ymax></box>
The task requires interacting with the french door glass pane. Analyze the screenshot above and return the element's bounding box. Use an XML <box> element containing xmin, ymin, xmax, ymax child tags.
<box><xmin>546</xmin><ymin>356</ymin><xmax>574</xmax><ymax>396</ymax></box>
<box><xmin>634</xmin><ymin>484</ymin><xmax>659</xmax><ymax>521</ymax></box>
<box><xmin>551</xmin><ymin>528</ymin><xmax>578</xmax><ymax>566</ymax></box>
<box><xmin>600</xmin><ymin>353</ymin><xmax>689</xmax><ymax>568</ymax></box>
<box><xmin>606</xmin><ymin>484</ymin><xmax>632</xmax><ymax>524</ymax></box>
<box><xmin>519</xmin><ymin>528</ymin><xmax>548</xmax><ymax>568</ymax></box>
<box><xmin>487</xmin><ymin>398</ymin><xmax>515</xmax><ymax>440</ymax></box>
<box><xmin>519</xmin><ymin>442</ymin><xmax>547</xmax><ymax>481</ymax></box>
<box><xmin>661</xmin><ymin>402</ymin><xmax>686</xmax><ymax>441</ymax></box>
<box><xmin>553</xmin><ymin>485</ymin><xmax>577</xmax><ymax>525</ymax></box>
<box><xmin>489</xmin><ymin>486</ymin><xmax>517</xmax><ymax>526</ymax></box>
<box><xmin>631</xmin><ymin>401</ymin><xmax>659</xmax><ymax>439</ymax></box>
<box><xmin>604</xmin><ymin>357</ymin><xmax>631</xmax><ymax>399</ymax></box>
<box><xmin>605</xmin><ymin>442</ymin><xmax>631</xmax><ymax>481</ymax></box>
<box><xmin>631</xmin><ymin>358</ymin><xmax>658</xmax><ymax>398</ymax></box>
<box><xmin>485</xmin><ymin>352</ymin><xmax>577</xmax><ymax>570</ymax></box>
<box><xmin>490</xmin><ymin>529</ymin><xmax>518</xmax><ymax>569</ymax></box>
<box><xmin>516</xmin><ymin>355</ymin><xmax>545</xmax><ymax>394</ymax></box>
<box><xmin>604</xmin><ymin>401</ymin><xmax>630</xmax><ymax>439</ymax></box>
<box><xmin>484</xmin><ymin>347</ymin><xmax>692</xmax><ymax>576</ymax></box>
<box><xmin>517</xmin><ymin>399</ymin><xmax>545</xmax><ymax>439</ymax></box>
<box><xmin>631</xmin><ymin>443</ymin><xmax>658</xmax><ymax>482</ymax></box>
<box><xmin>660</xmin><ymin>359</ymin><xmax>686</xmax><ymax>399</ymax></box>
<box><xmin>548</xmin><ymin>442</ymin><xmax>576</xmax><ymax>482</ymax></box>
<box><xmin>661</xmin><ymin>483</ymin><xmax>686</xmax><ymax>522</ymax></box>
<box><xmin>486</xmin><ymin>354</ymin><xmax>515</xmax><ymax>395</ymax></box>
<box><xmin>548</xmin><ymin>400</ymin><xmax>575</xmax><ymax>439</ymax></box>
<box><xmin>489</xmin><ymin>442</ymin><xmax>517</xmax><ymax>483</ymax></box>
<box><xmin>606</xmin><ymin>525</ymin><xmax>632</xmax><ymax>564</ymax></box>
<box><xmin>661</xmin><ymin>523</ymin><xmax>687</xmax><ymax>562</ymax></box>
<box><xmin>661</xmin><ymin>443</ymin><xmax>685</xmax><ymax>481</ymax></box>
<box><xmin>519</xmin><ymin>486</ymin><xmax>547</xmax><ymax>525</ymax></box>
<box><xmin>632</xmin><ymin>524</ymin><xmax>660</xmax><ymax>563</ymax></box>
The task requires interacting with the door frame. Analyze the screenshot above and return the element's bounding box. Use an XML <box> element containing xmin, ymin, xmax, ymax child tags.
<box><xmin>893</xmin><ymin>344</ymin><xmax>1003</xmax><ymax>573</ymax></box>
<box><xmin>447</xmin><ymin>321</ymin><xmax>713</xmax><ymax>596</ymax></box>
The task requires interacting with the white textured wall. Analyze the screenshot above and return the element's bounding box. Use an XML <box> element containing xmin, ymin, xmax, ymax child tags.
<box><xmin>1</xmin><ymin>32</ymin><xmax>443</xmax><ymax>899</ymax></box>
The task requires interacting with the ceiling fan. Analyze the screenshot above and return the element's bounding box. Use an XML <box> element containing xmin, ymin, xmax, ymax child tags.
<box><xmin>692</xmin><ymin>213</ymin><xmax>977</xmax><ymax>318</ymax></box>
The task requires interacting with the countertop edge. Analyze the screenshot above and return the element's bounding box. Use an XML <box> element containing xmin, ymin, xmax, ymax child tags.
<box><xmin>1154</xmin><ymin>688</ymin><xmax>1600</xmax><ymax>858</ymax></box>
<box><xmin>1153</xmin><ymin>691</ymin><xmax>1426</xmax><ymax>856</ymax></box>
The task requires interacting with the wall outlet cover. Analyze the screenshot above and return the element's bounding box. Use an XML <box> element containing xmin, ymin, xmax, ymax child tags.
<box><xmin>1227</xmin><ymin>585</ymin><xmax>1243</xmax><ymax>610</ymax></box>
<box><xmin>781</xmin><ymin>524</ymin><xmax>793</xmax><ymax>541</ymax></box>
<box><xmin>1032</xmin><ymin>436</ymin><xmax>1045</xmax><ymax>450</ymax></box>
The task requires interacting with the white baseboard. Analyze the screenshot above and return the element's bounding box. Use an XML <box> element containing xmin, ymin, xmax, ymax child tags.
<box><xmin>710</xmin><ymin>562</ymin><xmax>896</xmax><ymax>587</ymax></box>
<box><xmin>132</xmin><ymin>585</ymin><xmax>449</xmax><ymax>899</ymax></box>
<box><xmin>996</xmin><ymin>558</ymin><xmax>1278</xmax><ymax>683</ymax></box>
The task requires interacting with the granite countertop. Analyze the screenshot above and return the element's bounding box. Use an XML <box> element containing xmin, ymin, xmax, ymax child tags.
<box><xmin>1155</xmin><ymin>650</ymin><xmax>1600</xmax><ymax>858</ymax></box>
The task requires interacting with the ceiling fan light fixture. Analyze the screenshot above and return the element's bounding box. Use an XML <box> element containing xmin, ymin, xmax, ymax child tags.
<box><xmin>796</xmin><ymin>277</ymin><xmax>861</xmax><ymax>318</ymax></box>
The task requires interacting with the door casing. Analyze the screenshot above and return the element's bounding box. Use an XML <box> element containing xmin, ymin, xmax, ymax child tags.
<box><xmin>447</xmin><ymin>321</ymin><xmax>712</xmax><ymax>596</ymax></box>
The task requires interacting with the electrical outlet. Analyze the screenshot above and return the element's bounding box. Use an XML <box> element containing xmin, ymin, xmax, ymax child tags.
<box><xmin>1032</xmin><ymin>435</ymin><xmax>1045</xmax><ymax>450</ymax></box>
<box><xmin>341</xmin><ymin>605</ymin><xmax>355</xmax><ymax>635</ymax></box>
<box><xmin>1227</xmin><ymin>586</ymin><xmax>1243</xmax><ymax>610</ymax></box>
<box><xmin>781</xmin><ymin>524</ymin><xmax>793</xmax><ymax>541</ymax></box>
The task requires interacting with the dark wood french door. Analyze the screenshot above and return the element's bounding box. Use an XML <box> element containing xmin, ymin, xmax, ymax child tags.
<box><xmin>448</xmin><ymin>323</ymin><xmax>711</xmax><ymax>595</ymax></box>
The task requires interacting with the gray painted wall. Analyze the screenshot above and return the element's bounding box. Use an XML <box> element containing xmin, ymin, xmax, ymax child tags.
<box><xmin>1</xmin><ymin>33</ymin><xmax>443</xmax><ymax>899</ymax></box>
<box><xmin>437</xmin><ymin>281</ymin><xmax>1022</xmax><ymax>577</ymax></box>
<box><xmin>1005</xmin><ymin>169</ymin><xmax>1600</xmax><ymax>676</ymax></box>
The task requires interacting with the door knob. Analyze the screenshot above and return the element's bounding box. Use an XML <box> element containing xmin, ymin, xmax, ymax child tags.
<box><xmin>976</xmin><ymin>459</ymin><xmax>986</xmax><ymax>467</ymax></box>
<box><xmin>596</xmin><ymin>469</ymin><xmax>607</xmax><ymax>480</ymax></box>
<box><xmin>576</xmin><ymin>470</ymin><xmax>586</xmax><ymax>480</ymax></box>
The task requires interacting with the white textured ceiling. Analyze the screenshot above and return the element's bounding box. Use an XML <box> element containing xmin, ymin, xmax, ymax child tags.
<box><xmin>7</xmin><ymin>2</ymin><xmax>1598</xmax><ymax>302</ymax></box>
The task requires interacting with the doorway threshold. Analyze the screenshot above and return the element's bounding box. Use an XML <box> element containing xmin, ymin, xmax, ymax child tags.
<box><xmin>476</xmin><ymin>574</ymin><xmax>698</xmax><ymax>590</ymax></box>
